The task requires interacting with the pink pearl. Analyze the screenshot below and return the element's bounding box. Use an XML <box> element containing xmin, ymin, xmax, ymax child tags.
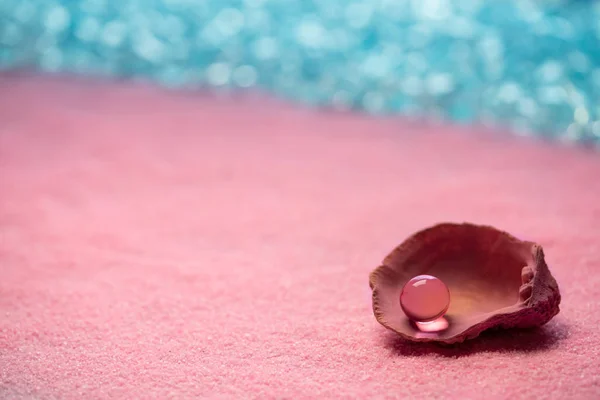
<box><xmin>400</xmin><ymin>275</ymin><xmax>450</xmax><ymax>322</ymax></box>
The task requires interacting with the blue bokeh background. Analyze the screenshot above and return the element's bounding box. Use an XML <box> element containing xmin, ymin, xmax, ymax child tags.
<box><xmin>1</xmin><ymin>0</ymin><xmax>599</xmax><ymax>145</ymax></box>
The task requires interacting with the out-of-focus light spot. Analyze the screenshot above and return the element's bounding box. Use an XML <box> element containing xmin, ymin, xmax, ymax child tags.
<box><xmin>245</xmin><ymin>9</ymin><xmax>270</xmax><ymax>31</ymax></box>
<box><xmin>517</xmin><ymin>2</ymin><xmax>542</xmax><ymax>22</ymax></box>
<box><xmin>512</xmin><ymin>119</ymin><xmax>534</xmax><ymax>137</ymax></box>
<box><xmin>555</xmin><ymin>18</ymin><xmax>574</xmax><ymax>40</ymax></box>
<box><xmin>380</xmin><ymin>0</ymin><xmax>406</xmax><ymax>21</ymax></box>
<box><xmin>163</xmin><ymin>16</ymin><xmax>185</xmax><ymax>42</ymax></box>
<box><xmin>71</xmin><ymin>51</ymin><xmax>94</xmax><ymax>70</ymax></box>
<box><xmin>102</xmin><ymin>21</ymin><xmax>127</xmax><ymax>47</ymax></box>
<box><xmin>15</xmin><ymin>1</ymin><xmax>35</xmax><ymax>23</ymax></box>
<box><xmin>533</xmin><ymin>20</ymin><xmax>552</xmax><ymax>36</ymax></box>
<box><xmin>206</xmin><ymin>62</ymin><xmax>231</xmax><ymax>86</ymax></box>
<box><xmin>539</xmin><ymin>86</ymin><xmax>567</xmax><ymax>105</ymax></box>
<box><xmin>497</xmin><ymin>83</ymin><xmax>522</xmax><ymax>103</ymax></box>
<box><xmin>330</xmin><ymin>28</ymin><xmax>351</xmax><ymax>49</ymax></box>
<box><xmin>383</xmin><ymin>44</ymin><xmax>403</xmax><ymax>60</ymax></box>
<box><xmin>426</xmin><ymin>73</ymin><xmax>454</xmax><ymax>95</ymax></box>
<box><xmin>0</xmin><ymin>23</ymin><xmax>21</xmax><ymax>46</ymax></box>
<box><xmin>233</xmin><ymin>65</ymin><xmax>257</xmax><ymax>87</ymax></box>
<box><xmin>253</xmin><ymin>37</ymin><xmax>278</xmax><ymax>59</ymax></box>
<box><xmin>574</xmin><ymin>107</ymin><xmax>590</xmax><ymax>125</ymax></box>
<box><xmin>363</xmin><ymin>92</ymin><xmax>385</xmax><ymax>113</ymax></box>
<box><xmin>80</xmin><ymin>0</ymin><xmax>107</xmax><ymax>14</ymax></box>
<box><xmin>413</xmin><ymin>0</ymin><xmax>452</xmax><ymax>21</ymax></box>
<box><xmin>403</xmin><ymin>76</ymin><xmax>423</xmax><ymax>96</ymax></box>
<box><xmin>569</xmin><ymin>52</ymin><xmax>590</xmax><ymax>73</ymax></box>
<box><xmin>45</xmin><ymin>6</ymin><xmax>70</xmax><ymax>32</ymax></box>
<box><xmin>158</xmin><ymin>66</ymin><xmax>187</xmax><ymax>87</ymax></box>
<box><xmin>592</xmin><ymin>121</ymin><xmax>600</xmax><ymax>138</ymax></box>
<box><xmin>297</xmin><ymin>19</ymin><xmax>327</xmax><ymax>48</ymax></box>
<box><xmin>446</xmin><ymin>16</ymin><xmax>477</xmax><ymax>38</ymax></box>
<box><xmin>76</xmin><ymin>18</ymin><xmax>101</xmax><ymax>41</ymax></box>
<box><xmin>564</xmin><ymin>123</ymin><xmax>582</xmax><ymax>143</ymax></box>
<box><xmin>199</xmin><ymin>25</ymin><xmax>222</xmax><ymax>47</ymax></box>
<box><xmin>35</xmin><ymin>34</ymin><xmax>56</xmax><ymax>52</ymax></box>
<box><xmin>406</xmin><ymin>52</ymin><xmax>427</xmax><ymax>71</ymax></box>
<box><xmin>133</xmin><ymin>32</ymin><xmax>165</xmax><ymax>62</ymax></box>
<box><xmin>518</xmin><ymin>98</ymin><xmax>538</xmax><ymax>117</ymax></box>
<box><xmin>478</xmin><ymin>34</ymin><xmax>503</xmax><ymax>60</ymax></box>
<box><xmin>361</xmin><ymin>54</ymin><xmax>390</xmax><ymax>78</ymax></box>
<box><xmin>537</xmin><ymin>61</ymin><xmax>563</xmax><ymax>82</ymax></box>
<box><xmin>455</xmin><ymin>0</ymin><xmax>482</xmax><ymax>15</ymax></box>
<box><xmin>40</xmin><ymin>47</ymin><xmax>62</xmax><ymax>71</ymax></box>
<box><xmin>450</xmin><ymin>42</ymin><xmax>471</xmax><ymax>62</ymax></box>
<box><xmin>244</xmin><ymin>0</ymin><xmax>267</xmax><ymax>7</ymax></box>
<box><xmin>216</xmin><ymin>8</ymin><xmax>245</xmax><ymax>36</ymax></box>
<box><xmin>345</xmin><ymin>3</ymin><xmax>373</xmax><ymax>29</ymax></box>
<box><xmin>407</xmin><ymin>25</ymin><xmax>432</xmax><ymax>48</ymax></box>
<box><xmin>567</xmin><ymin>87</ymin><xmax>585</xmax><ymax>106</ymax></box>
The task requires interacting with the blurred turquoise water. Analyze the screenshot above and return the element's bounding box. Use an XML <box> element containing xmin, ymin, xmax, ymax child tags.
<box><xmin>1</xmin><ymin>0</ymin><xmax>599</xmax><ymax>145</ymax></box>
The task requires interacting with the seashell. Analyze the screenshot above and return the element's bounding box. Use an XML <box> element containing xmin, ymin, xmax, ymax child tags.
<box><xmin>369</xmin><ymin>223</ymin><xmax>561</xmax><ymax>344</ymax></box>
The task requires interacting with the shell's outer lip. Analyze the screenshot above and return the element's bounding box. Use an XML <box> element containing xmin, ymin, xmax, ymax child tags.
<box><xmin>369</xmin><ymin>222</ymin><xmax>561</xmax><ymax>344</ymax></box>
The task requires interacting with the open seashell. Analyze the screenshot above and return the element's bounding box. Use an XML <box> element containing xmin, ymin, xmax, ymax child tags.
<box><xmin>369</xmin><ymin>223</ymin><xmax>561</xmax><ymax>344</ymax></box>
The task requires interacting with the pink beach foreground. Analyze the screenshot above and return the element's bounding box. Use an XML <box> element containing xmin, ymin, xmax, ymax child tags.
<box><xmin>1</xmin><ymin>75</ymin><xmax>599</xmax><ymax>399</ymax></box>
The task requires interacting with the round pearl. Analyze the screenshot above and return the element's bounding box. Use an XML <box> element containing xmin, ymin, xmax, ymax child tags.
<box><xmin>400</xmin><ymin>275</ymin><xmax>450</xmax><ymax>322</ymax></box>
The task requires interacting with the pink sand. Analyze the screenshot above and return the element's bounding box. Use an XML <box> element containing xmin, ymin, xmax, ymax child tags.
<box><xmin>1</xmin><ymin>74</ymin><xmax>599</xmax><ymax>399</ymax></box>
